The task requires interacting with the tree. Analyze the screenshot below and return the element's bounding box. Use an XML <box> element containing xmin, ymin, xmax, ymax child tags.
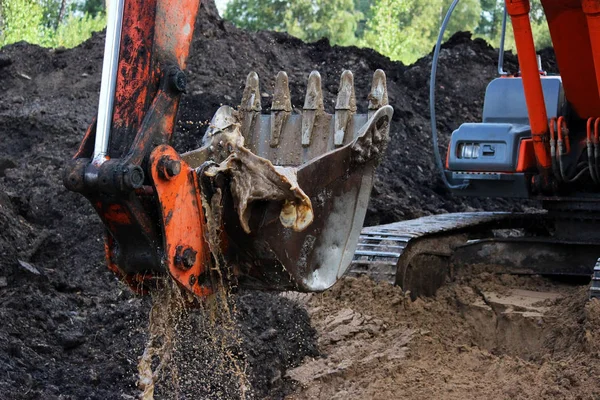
<box><xmin>0</xmin><ymin>0</ymin><xmax>106</xmax><ymax>48</ymax></box>
<box><xmin>353</xmin><ymin>0</ymin><xmax>373</xmax><ymax>38</ymax></box>
<box><xmin>476</xmin><ymin>0</ymin><xmax>551</xmax><ymax>51</ymax></box>
<box><xmin>77</xmin><ymin>0</ymin><xmax>105</xmax><ymax>16</ymax></box>
<box><xmin>225</xmin><ymin>0</ymin><xmax>363</xmax><ymax>46</ymax></box>
<box><xmin>225</xmin><ymin>0</ymin><xmax>290</xmax><ymax>31</ymax></box>
<box><xmin>0</xmin><ymin>0</ymin><xmax>47</xmax><ymax>45</ymax></box>
<box><xmin>361</xmin><ymin>0</ymin><xmax>481</xmax><ymax>64</ymax></box>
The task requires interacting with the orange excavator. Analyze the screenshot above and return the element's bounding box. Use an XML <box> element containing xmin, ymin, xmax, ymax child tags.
<box><xmin>65</xmin><ymin>0</ymin><xmax>600</xmax><ymax>300</ymax></box>
<box><xmin>350</xmin><ymin>0</ymin><xmax>600</xmax><ymax>299</ymax></box>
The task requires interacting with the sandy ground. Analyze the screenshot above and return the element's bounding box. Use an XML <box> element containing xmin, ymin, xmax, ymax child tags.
<box><xmin>284</xmin><ymin>275</ymin><xmax>600</xmax><ymax>399</ymax></box>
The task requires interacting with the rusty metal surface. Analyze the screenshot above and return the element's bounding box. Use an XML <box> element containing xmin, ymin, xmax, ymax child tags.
<box><xmin>228</xmin><ymin>70</ymin><xmax>381</xmax><ymax>166</ymax></box>
<box><xmin>222</xmin><ymin>104</ymin><xmax>393</xmax><ymax>292</ymax></box>
<box><xmin>150</xmin><ymin>145</ymin><xmax>213</xmax><ymax>297</ymax></box>
<box><xmin>65</xmin><ymin>0</ymin><xmax>202</xmax><ymax>294</ymax></box>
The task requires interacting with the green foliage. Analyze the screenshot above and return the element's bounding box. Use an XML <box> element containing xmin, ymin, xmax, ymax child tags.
<box><xmin>225</xmin><ymin>0</ymin><xmax>362</xmax><ymax>46</ymax></box>
<box><xmin>0</xmin><ymin>0</ymin><xmax>556</xmax><ymax>63</ymax></box>
<box><xmin>76</xmin><ymin>0</ymin><xmax>105</xmax><ymax>17</ymax></box>
<box><xmin>0</xmin><ymin>0</ymin><xmax>106</xmax><ymax>49</ymax></box>
<box><xmin>52</xmin><ymin>13</ymin><xmax>106</xmax><ymax>48</ymax></box>
<box><xmin>473</xmin><ymin>0</ymin><xmax>551</xmax><ymax>52</ymax></box>
<box><xmin>225</xmin><ymin>0</ymin><xmax>288</xmax><ymax>31</ymax></box>
<box><xmin>361</xmin><ymin>0</ymin><xmax>481</xmax><ymax>64</ymax></box>
<box><xmin>224</xmin><ymin>0</ymin><xmax>555</xmax><ymax>64</ymax></box>
<box><xmin>0</xmin><ymin>0</ymin><xmax>47</xmax><ymax>46</ymax></box>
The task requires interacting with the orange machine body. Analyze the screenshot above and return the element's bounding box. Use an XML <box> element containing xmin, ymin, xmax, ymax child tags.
<box><xmin>65</xmin><ymin>0</ymin><xmax>211</xmax><ymax>295</ymax></box>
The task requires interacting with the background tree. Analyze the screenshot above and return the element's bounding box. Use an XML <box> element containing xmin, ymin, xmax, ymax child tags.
<box><xmin>0</xmin><ymin>0</ymin><xmax>106</xmax><ymax>48</ymax></box>
<box><xmin>0</xmin><ymin>0</ymin><xmax>47</xmax><ymax>45</ymax></box>
<box><xmin>0</xmin><ymin>0</ymin><xmax>555</xmax><ymax>64</ymax></box>
<box><xmin>361</xmin><ymin>0</ymin><xmax>481</xmax><ymax>64</ymax></box>
<box><xmin>224</xmin><ymin>0</ymin><xmax>289</xmax><ymax>31</ymax></box>
<box><xmin>225</xmin><ymin>0</ymin><xmax>362</xmax><ymax>46</ymax></box>
<box><xmin>77</xmin><ymin>0</ymin><xmax>105</xmax><ymax>16</ymax></box>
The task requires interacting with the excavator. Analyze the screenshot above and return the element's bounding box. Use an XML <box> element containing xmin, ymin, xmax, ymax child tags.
<box><xmin>65</xmin><ymin>0</ymin><xmax>600</xmax><ymax>301</ymax></box>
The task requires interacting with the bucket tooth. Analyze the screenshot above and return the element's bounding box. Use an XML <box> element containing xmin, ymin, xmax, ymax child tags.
<box><xmin>368</xmin><ymin>69</ymin><xmax>388</xmax><ymax>119</ymax></box>
<box><xmin>270</xmin><ymin>71</ymin><xmax>292</xmax><ymax>147</ymax></box>
<box><xmin>334</xmin><ymin>70</ymin><xmax>357</xmax><ymax>146</ymax></box>
<box><xmin>240</xmin><ymin>71</ymin><xmax>262</xmax><ymax>138</ymax></box>
<box><xmin>302</xmin><ymin>71</ymin><xmax>324</xmax><ymax>147</ymax></box>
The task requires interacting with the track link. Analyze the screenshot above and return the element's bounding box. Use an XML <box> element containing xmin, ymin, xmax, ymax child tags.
<box><xmin>348</xmin><ymin>212</ymin><xmax>599</xmax><ymax>299</ymax></box>
<box><xmin>591</xmin><ymin>259</ymin><xmax>600</xmax><ymax>299</ymax></box>
<box><xmin>349</xmin><ymin>212</ymin><xmax>517</xmax><ymax>285</ymax></box>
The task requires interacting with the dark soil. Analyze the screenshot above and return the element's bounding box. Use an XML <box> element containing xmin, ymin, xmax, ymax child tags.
<box><xmin>0</xmin><ymin>0</ymin><xmax>554</xmax><ymax>398</ymax></box>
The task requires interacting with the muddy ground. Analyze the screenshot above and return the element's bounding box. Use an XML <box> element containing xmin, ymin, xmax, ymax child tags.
<box><xmin>286</xmin><ymin>275</ymin><xmax>600</xmax><ymax>399</ymax></box>
<box><xmin>0</xmin><ymin>0</ymin><xmax>598</xmax><ymax>399</ymax></box>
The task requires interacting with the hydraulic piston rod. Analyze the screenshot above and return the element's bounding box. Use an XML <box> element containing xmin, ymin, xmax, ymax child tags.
<box><xmin>93</xmin><ymin>0</ymin><xmax>125</xmax><ymax>165</ymax></box>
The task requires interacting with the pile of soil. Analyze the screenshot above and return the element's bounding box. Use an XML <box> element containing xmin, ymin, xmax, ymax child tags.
<box><xmin>1</xmin><ymin>0</ymin><xmax>593</xmax><ymax>399</ymax></box>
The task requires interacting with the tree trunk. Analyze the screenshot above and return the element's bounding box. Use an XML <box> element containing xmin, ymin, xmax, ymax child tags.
<box><xmin>57</xmin><ymin>0</ymin><xmax>68</xmax><ymax>26</ymax></box>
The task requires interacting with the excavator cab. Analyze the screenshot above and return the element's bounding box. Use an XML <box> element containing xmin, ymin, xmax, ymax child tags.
<box><xmin>445</xmin><ymin>75</ymin><xmax>564</xmax><ymax>197</ymax></box>
<box><xmin>64</xmin><ymin>0</ymin><xmax>393</xmax><ymax>297</ymax></box>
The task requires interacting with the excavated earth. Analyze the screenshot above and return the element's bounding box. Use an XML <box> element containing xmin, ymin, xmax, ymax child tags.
<box><xmin>0</xmin><ymin>1</ymin><xmax>598</xmax><ymax>399</ymax></box>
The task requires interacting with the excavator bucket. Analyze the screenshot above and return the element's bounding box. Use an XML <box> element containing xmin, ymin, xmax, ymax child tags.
<box><xmin>182</xmin><ymin>70</ymin><xmax>393</xmax><ymax>292</ymax></box>
<box><xmin>63</xmin><ymin>0</ymin><xmax>392</xmax><ymax>297</ymax></box>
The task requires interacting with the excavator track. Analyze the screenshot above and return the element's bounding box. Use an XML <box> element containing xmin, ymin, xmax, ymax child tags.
<box><xmin>349</xmin><ymin>212</ymin><xmax>516</xmax><ymax>283</ymax></box>
<box><xmin>348</xmin><ymin>212</ymin><xmax>600</xmax><ymax>299</ymax></box>
<box><xmin>592</xmin><ymin>259</ymin><xmax>600</xmax><ymax>299</ymax></box>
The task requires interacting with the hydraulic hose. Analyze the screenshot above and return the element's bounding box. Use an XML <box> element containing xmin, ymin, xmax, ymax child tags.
<box><xmin>430</xmin><ymin>0</ymin><xmax>469</xmax><ymax>190</ymax></box>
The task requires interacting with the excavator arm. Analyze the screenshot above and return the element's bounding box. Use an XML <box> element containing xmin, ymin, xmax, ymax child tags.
<box><xmin>64</xmin><ymin>0</ymin><xmax>393</xmax><ymax>297</ymax></box>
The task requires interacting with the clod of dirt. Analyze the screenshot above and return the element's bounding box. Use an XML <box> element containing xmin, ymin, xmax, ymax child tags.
<box><xmin>0</xmin><ymin>54</ymin><xmax>11</xmax><ymax>69</ymax></box>
<box><xmin>201</xmin><ymin>106</ymin><xmax>314</xmax><ymax>233</ymax></box>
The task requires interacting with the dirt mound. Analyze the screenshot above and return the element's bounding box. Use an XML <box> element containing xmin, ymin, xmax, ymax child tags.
<box><xmin>0</xmin><ymin>0</ymin><xmax>572</xmax><ymax>399</ymax></box>
<box><xmin>286</xmin><ymin>276</ymin><xmax>600</xmax><ymax>399</ymax></box>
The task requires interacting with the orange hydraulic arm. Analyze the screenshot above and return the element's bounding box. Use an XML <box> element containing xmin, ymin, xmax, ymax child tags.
<box><xmin>543</xmin><ymin>0</ymin><xmax>600</xmax><ymax>119</ymax></box>
<box><xmin>506</xmin><ymin>0</ymin><xmax>553</xmax><ymax>191</ymax></box>
<box><xmin>65</xmin><ymin>0</ymin><xmax>211</xmax><ymax>295</ymax></box>
<box><xmin>504</xmin><ymin>0</ymin><xmax>600</xmax><ymax>191</ymax></box>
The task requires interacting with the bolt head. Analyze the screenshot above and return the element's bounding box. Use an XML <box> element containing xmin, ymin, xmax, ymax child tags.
<box><xmin>159</xmin><ymin>157</ymin><xmax>181</xmax><ymax>180</ymax></box>
<box><xmin>174</xmin><ymin>245</ymin><xmax>197</xmax><ymax>270</ymax></box>
<box><xmin>182</xmin><ymin>248</ymin><xmax>197</xmax><ymax>269</ymax></box>
<box><xmin>166</xmin><ymin>160</ymin><xmax>181</xmax><ymax>177</ymax></box>
<box><xmin>123</xmin><ymin>165</ymin><xmax>144</xmax><ymax>189</ymax></box>
<box><xmin>170</xmin><ymin>69</ymin><xmax>187</xmax><ymax>93</ymax></box>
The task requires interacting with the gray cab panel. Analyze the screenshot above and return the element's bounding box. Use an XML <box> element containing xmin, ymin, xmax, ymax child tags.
<box><xmin>446</xmin><ymin>76</ymin><xmax>563</xmax><ymax>197</ymax></box>
<box><xmin>482</xmin><ymin>76</ymin><xmax>564</xmax><ymax>124</ymax></box>
<box><xmin>448</xmin><ymin>76</ymin><xmax>563</xmax><ymax>173</ymax></box>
